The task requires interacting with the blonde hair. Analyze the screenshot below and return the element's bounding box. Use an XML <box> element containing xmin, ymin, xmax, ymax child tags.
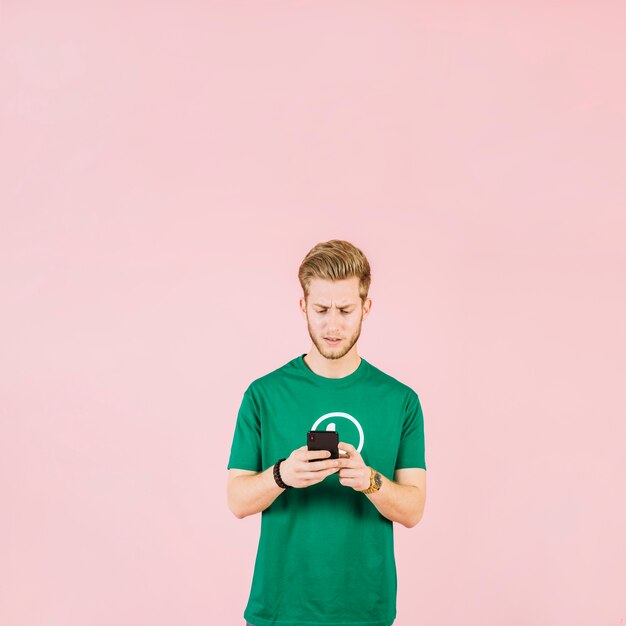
<box><xmin>298</xmin><ymin>239</ymin><xmax>371</xmax><ymax>304</ymax></box>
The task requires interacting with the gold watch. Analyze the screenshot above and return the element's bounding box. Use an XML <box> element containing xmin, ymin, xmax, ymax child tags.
<box><xmin>361</xmin><ymin>467</ymin><xmax>382</xmax><ymax>494</ymax></box>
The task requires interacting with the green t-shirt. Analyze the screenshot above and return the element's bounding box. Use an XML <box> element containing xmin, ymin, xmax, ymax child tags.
<box><xmin>227</xmin><ymin>353</ymin><xmax>427</xmax><ymax>626</ymax></box>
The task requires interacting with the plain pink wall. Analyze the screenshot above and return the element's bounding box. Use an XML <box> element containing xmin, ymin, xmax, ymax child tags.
<box><xmin>1</xmin><ymin>2</ymin><xmax>625</xmax><ymax>625</ymax></box>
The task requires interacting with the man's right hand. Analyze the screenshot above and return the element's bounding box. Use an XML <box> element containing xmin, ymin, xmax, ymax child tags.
<box><xmin>279</xmin><ymin>445</ymin><xmax>340</xmax><ymax>489</ymax></box>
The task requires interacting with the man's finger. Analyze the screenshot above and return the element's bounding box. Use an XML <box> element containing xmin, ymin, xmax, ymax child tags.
<box><xmin>306</xmin><ymin>449</ymin><xmax>332</xmax><ymax>461</ymax></box>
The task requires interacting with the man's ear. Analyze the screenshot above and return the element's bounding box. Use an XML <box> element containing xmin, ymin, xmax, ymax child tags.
<box><xmin>363</xmin><ymin>298</ymin><xmax>372</xmax><ymax>319</ymax></box>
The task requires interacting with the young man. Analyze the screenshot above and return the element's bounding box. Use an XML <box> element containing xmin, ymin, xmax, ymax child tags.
<box><xmin>227</xmin><ymin>239</ymin><xmax>427</xmax><ymax>626</ymax></box>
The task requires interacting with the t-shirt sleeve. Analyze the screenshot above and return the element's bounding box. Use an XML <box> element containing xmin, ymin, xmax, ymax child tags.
<box><xmin>395</xmin><ymin>389</ymin><xmax>427</xmax><ymax>471</ymax></box>
<box><xmin>226</xmin><ymin>385</ymin><xmax>262</xmax><ymax>472</ymax></box>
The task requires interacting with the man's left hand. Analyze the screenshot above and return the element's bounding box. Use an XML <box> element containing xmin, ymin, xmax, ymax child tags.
<box><xmin>336</xmin><ymin>442</ymin><xmax>371</xmax><ymax>491</ymax></box>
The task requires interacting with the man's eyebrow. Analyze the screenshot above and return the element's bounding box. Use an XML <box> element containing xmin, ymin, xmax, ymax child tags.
<box><xmin>313</xmin><ymin>303</ymin><xmax>355</xmax><ymax>308</ymax></box>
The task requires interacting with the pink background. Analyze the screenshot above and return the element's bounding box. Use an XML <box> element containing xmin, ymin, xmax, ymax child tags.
<box><xmin>1</xmin><ymin>2</ymin><xmax>625</xmax><ymax>625</ymax></box>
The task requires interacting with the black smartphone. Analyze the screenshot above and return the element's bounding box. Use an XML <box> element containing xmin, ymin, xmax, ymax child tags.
<box><xmin>307</xmin><ymin>430</ymin><xmax>339</xmax><ymax>461</ymax></box>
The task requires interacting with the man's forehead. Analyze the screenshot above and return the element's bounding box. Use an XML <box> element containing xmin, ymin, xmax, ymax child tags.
<box><xmin>306</xmin><ymin>277</ymin><xmax>360</xmax><ymax>306</ymax></box>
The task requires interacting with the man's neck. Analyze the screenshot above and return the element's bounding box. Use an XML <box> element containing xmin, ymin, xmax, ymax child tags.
<box><xmin>303</xmin><ymin>350</ymin><xmax>362</xmax><ymax>379</ymax></box>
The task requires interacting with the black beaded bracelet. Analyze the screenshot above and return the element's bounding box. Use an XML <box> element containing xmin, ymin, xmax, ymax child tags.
<box><xmin>273</xmin><ymin>458</ymin><xmax>292</xmax><ymax>489</ymax></box>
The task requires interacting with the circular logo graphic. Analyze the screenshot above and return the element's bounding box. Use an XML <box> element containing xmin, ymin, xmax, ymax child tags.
<box><xmin>311</xmin><ymin>411</ymin><xmax>364</xmax><ymax>453</ymax></box>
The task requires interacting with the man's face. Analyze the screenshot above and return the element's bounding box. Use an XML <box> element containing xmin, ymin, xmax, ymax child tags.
<box><xmin>300</xmin><ymin>276</ymin><xmax>371</xmax><ymax>360</ymax></box>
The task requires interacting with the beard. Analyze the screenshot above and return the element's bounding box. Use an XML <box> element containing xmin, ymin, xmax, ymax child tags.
<box><xmin>306</xmin><ymin>314</ymin><xmax>363</xmax><ymax>360</ymax></box>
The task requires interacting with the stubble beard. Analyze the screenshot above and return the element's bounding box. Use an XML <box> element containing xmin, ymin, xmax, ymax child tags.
<box><xmin>306</xmin><ymin>314</ymin><xmax>363</xmax><ymax>361</ymax></box>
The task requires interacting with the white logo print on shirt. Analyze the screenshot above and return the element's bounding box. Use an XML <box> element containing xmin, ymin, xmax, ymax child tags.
<box><xmin>310</xmin><ymin>411</ymin><xmax>364</xmax><ymax>453</ymax></box>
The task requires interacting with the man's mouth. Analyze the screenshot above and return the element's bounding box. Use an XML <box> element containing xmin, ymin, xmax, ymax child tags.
<box><xmin>325</xmin><ymin>337</ymin><xmax>341</xmax><ymax>343</ymax></box>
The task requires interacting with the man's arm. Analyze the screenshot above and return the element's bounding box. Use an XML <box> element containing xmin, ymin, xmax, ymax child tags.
<box><xmin>365</xmin><ymin>467</ymin><xmax>427</xmax><ymax>528</ymax></box>
<box><xmin>227</xmin><ymin>467</ymin><xmax>286</xmax><ymax>519</ymax></box>
<box><xmin>227</xmin><ymin>448</ymin><xmax>340</xmax><ymax>519</ymax></box>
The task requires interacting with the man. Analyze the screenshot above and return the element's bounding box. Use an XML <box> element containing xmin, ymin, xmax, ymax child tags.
<box><xmin>227</xmin><ymin>239</ymin><xmax>427</xmax><ymax>626</ymax></box>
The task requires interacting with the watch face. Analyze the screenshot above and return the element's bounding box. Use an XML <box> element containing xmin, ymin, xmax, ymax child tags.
<box><xmin>374</xmin><ymin>472</ymin><xmax>382</xmax><ymax>488</ymax></box>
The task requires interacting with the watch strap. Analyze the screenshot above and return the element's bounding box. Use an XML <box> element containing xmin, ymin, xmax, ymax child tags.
<box><xmin>361</xmin><ymin>467</ymin><xmax>381</xmax><ymax>494</ymax></box>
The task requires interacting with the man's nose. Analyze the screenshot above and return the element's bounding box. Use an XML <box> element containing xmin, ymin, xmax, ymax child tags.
<box><xmin>326</xmin><ymin>309</ymin><xmax>342</xmax><ymax>328</ymax></box>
